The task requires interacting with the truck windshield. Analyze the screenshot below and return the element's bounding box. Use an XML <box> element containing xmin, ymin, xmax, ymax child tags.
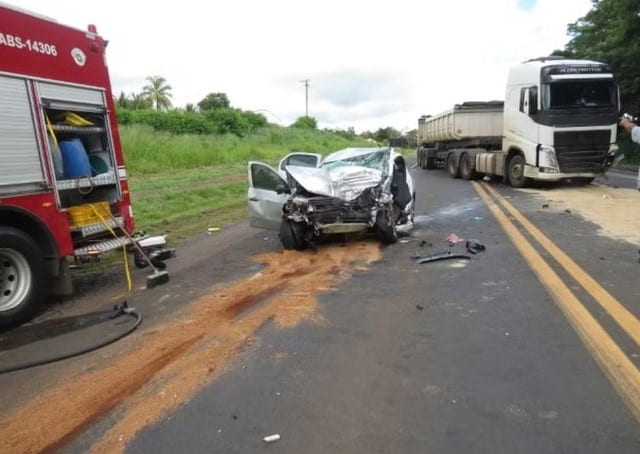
<box><xmin>542</xmin><ymin>80</ymin><xmax>617</xmax><ymax>110</ymax></box>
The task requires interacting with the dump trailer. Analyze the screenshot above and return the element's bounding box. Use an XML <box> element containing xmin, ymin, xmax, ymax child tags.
<box><xmin>416</xmin><ymin>57</ymin><xmax>620</xmax><ymax>187</ymax></box>
<box><xmin>0</xmin><ymin>3</ymin><xmax>136</xmax><ymax>327</ymax></box>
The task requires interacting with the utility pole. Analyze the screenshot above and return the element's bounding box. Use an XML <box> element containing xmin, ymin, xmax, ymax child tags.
<box><xmin>300</xmin><ymin>79</ymin><xmax>310</xmax><ymax>117</ymax></box>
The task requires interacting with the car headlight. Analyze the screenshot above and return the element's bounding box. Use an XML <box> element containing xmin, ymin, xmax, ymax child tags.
<box><xmin>538</xmin><ymin>145</ymin><xmax>559</xmax><ymax>173</ymax></box>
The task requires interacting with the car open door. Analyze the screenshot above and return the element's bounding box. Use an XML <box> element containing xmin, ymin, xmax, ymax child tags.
<box><xmin>277</xmin><ymin>152</ymin><xmax>322</xmax><ymax>178</ymax></box>
<box><xmin>247</xmin><ymin>161</ymin><xmax>290</xmax><ymax>230</ymax></box>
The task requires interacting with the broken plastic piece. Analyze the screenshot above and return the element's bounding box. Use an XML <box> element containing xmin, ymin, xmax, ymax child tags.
<box><xmin>208</xmin><ymin>227</ymin><xmax>221</xmax><ymax>233</ymax></box>
<box><xmin>263</xmin><ymin>434</ymin><xmax>280</xmax><ymax>443</ymax></box>
<box><xmin>415</xmin><ymin>251</ymin><xmax>471</xmax><ymax>264</ymax></box>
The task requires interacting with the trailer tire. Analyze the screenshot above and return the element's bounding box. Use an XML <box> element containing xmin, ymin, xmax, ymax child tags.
<box><xmin>507</xmin><ymin>154</ymin><xmax>531</xmax><ymax>188</ymax></box>
<box><xmin>0</xmin><ymin>227</ymin><xmax>46</xmax><ymax>328</ymax></box>
<box><xmin>417</xmin><ymin>149</ymin><xmax>424</xmax><ymax>168</ymax></box>
<box><xmin>446</xmin><ymin>154</ymin><xmax>460</xmax><ymax>178</ymax></box>
<box><xmin>459</xmin><ymin>153</ymin><xmax>478</xmax><ymax>180</ymax></box>
<box><xmin>280</xmin><ymin>220</ymin><xmax>308</xmax><ymax>251</ymax></box>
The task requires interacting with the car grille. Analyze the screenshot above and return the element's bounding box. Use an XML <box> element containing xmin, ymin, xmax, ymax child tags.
<box><xmin>308</xmin><ymin>196</ymin><xmax>372</xmax><ymax>224</ymax></box>
<box><xmin>553</xmin><ymin>130</ymin><xmax>610</xmax><ymax>173</ymax></box>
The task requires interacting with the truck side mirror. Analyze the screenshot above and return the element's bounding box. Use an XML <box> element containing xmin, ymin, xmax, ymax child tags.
<box><xmin>528</xmin><ymin>86</ymin><xmax>538</xmax><ymax>115</ymax></box>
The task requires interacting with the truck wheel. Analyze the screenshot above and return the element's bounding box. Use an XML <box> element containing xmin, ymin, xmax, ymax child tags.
<box><xmin>446</xmin><ymin>154</ymin><xmax>460</xmax><ymax>178</ymax></box>
<box><xmin>374</xmin><ymin>209</ymin><xmax>398</xmax><ymax>244</ymax></box>
<box><xmin>417</xmin><ymin>149</ymin><xmax>424</xmax><ymax>169</ymax></box>
<box><xmin>280</xmin><ymin>220</ymin><xmax>308</xmax><ymax>251</ymax></box>
<box><xmin>460</xmin><ymin>153</ymin><xmax>478</xmax><ymax>180</ymax></box>
<box><xmin>507</xmin><ymin>155</ymin><xmax>531</xmax><ymax>188</ymax></box>
<box><xmin>0</xmin><ymin>227</ymin><xmax>46</xmax><ymax>328</ymax></box>
<box><xmin>425</xmin><ymin>149</ymin><xmax>437</xmax><ymax>169</ymax></box>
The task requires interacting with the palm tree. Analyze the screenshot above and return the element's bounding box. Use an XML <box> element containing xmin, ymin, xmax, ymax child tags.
<box><xmin>142</xmin><ymin>75</ymin><xmax>173</xmax><ymax>110</ymax></box>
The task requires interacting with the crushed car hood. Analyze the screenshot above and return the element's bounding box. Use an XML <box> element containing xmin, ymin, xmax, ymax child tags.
<box><xmin>285</xmin><ymin>165</ymin><xmax>383</xmax><ymax>201</ymax></box>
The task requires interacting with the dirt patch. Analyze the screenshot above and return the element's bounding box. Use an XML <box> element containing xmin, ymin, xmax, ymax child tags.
<box><xmin>518</xmin><ymin>184</ymin><xmax>640</xmax><ymax>244</ymax></box>
<box><xmin>0</xmin><ymin>241</ymin><xmax>381</xmax><ymax>454</ymax></box>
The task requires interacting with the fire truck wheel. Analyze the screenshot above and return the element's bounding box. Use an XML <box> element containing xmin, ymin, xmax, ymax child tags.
<box><xmin>0</xmin><ymin>227</ymin><xmax>46</xmax><ymax>328</ymax></box>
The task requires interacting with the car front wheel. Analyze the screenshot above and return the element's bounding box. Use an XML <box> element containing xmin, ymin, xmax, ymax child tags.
<box><xmin>280</xmin><ymin>220</ymin><xmax>308</xmax><ymax>250</ymax></box>
<box><xmin>374</xmin><ymin>209</ymin><xmax>398</xmax><ymax>244</ymax></box>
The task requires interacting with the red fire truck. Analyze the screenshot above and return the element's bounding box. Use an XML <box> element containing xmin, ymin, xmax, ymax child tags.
<box><xmin>0</xmin><ymin>3</ymin><xmax>135</xmax><ymax>327</ymax></box>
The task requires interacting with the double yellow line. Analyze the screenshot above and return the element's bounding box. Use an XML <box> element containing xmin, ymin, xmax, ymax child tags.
<box><xmin>473</xmin><ymin>181</ymin><xmax>640</xmax><ymax>424</ymax></box>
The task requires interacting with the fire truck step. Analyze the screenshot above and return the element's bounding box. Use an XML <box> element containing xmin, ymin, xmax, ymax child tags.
<box><xmin>74</xmin><ymin>237</ymin><xmax>133</xmax><ymax>257</ymax></box>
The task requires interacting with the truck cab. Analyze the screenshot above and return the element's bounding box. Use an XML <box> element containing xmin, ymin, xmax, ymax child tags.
<box><xmin>503</xmin><ymin>57</ymin><xmax>619</xmax><ymax>185</ymax></box>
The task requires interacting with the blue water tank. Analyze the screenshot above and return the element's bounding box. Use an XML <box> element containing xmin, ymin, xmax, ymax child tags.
<box><xmin>59</xmin><ymin>139</ymin><xmax>91</xmax><ymax>179</ymax></box>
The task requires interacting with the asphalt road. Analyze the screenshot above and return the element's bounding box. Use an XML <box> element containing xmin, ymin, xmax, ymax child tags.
<box><xmin>2</xmin><ymin>166</ymin><xmax>640</xmax><ymax>453</ymax></box>
<box><xmin>598</xmin><ymin>167</ymin><xmax>639</xmax><ymax>189</ymax></box>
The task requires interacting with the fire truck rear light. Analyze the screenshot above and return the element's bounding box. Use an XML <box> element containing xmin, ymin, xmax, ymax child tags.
<box><xmin>42</xmin><ymin>202</ymin><xmax>53</xmax><ymax>208</ymax></box>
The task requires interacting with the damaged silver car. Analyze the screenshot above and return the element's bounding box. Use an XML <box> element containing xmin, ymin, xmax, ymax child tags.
<box><xmin>247</xmin><ymin>147</ymin><xmax>415</xmax><ymax>250</ymax></box>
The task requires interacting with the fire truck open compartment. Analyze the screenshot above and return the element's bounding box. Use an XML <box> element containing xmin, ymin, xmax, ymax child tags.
<box><xmin>39</xmin><ymin>84</ymin><xmax>120</xmax><ymax>212</ymax></box>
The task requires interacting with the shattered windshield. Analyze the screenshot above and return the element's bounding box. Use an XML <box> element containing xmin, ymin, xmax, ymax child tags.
<box><xmin>543</xmin><ymin>80</ymin><xmax>617</xmax><ymax>110</ymax></box>
<box><xmin>321</xmin><ymin>149</ymin><xmax>390</xmax><ymax>174</ymax></box>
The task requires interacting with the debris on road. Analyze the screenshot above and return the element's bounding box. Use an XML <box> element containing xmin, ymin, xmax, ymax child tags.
<box><xmin>414</xmin><ymin>251</ymin><xmax>472</xmax><ymax>264</ymax></box>
<box><xmin>207</xmin><ymin>227</ymin><xmax>221</xmax><ymax>234</ymax></box>
<box><xmin>542</xmin><ymin>203</ymin><xmax>549</xmax><ymax>208</ymax></box>
<box><xmin>263</xmin><ymin>434</ymin><xmax>281</xmax><ymax>443</ymax></box>
<box><xmin>564</xmin><ymin>209</ymin><xmax>572</xmax><ymax>214</ymax></box>
<box><xmin>465</xmin><ymin>240</ymin><xmax>486</xmax><ymax>255</ymax></box>
<box><xmin>446</xmin><ymin>233</ymin><xmax>464</xmax><ymax>246</ymax></box>
<box><xmin>419</xmin><ymin>240</ymin><xmax>432</xmax><ymax>247</ymax></box>
<box><xmin>416</xmin><ymin>304</ymin><xmax>424</xmax><ymax>311</ymax></box>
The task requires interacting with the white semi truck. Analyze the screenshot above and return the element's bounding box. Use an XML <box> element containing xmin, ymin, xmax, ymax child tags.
<box><xmin>416</xmin><ymin>57</ymin><xmax>620</xmax><ymax>187</ymax></box>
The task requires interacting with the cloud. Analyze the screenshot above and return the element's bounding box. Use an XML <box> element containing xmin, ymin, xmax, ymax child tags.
<box><xmin>312</xmin><ymin>71</ymin><xmax>408</xmax><ymax>108</ymax></box>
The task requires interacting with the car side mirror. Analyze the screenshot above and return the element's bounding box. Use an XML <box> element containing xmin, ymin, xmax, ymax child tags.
<box><xmin>276</xmin><ymin>182</ymin><xmax>290</xmax><ymax>194</ymax></box>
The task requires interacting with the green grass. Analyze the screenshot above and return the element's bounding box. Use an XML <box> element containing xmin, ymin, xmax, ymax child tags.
<box><xmin>122</xmin><ymin>124</ymin><xmax>369</xmax><ymax>174</ymax></box>
<box><xmin>121</xmin><ymin>124</ymin><xmax>370</xmax><ymax>240</ymax></box>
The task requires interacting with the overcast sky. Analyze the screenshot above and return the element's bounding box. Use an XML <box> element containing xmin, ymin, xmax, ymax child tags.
<box><xmin>15</xmin><ymin>0</ymin><xmax>593</xmax><ymax>132</ymax></box>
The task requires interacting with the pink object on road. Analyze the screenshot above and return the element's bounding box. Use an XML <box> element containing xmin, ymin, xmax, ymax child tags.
<box><xmin>446</xmin><ymin>233</ymin><xmax>464</xmax><ymax>246</ymax></box>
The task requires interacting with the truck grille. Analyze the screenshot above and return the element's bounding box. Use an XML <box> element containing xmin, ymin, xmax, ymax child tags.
<box><xmin>553</xmin><ymin>130</ymin><xmax>610</xmax><ymax>173</ymax></box>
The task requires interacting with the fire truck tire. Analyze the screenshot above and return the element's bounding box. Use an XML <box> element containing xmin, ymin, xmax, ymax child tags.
<box><xmin>0</xmin><ymin>227</ymin><xmax>46</xmax><ymax>328</ymax></box>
